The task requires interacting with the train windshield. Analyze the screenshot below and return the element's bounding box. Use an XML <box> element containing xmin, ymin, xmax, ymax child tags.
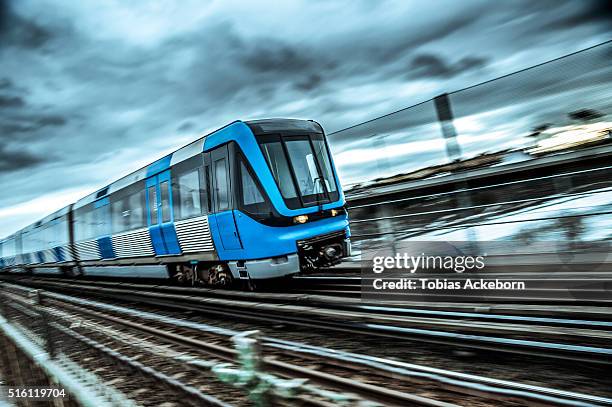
<box><xmin>259</xmin><ymin>133</ymin><xmax>339</xmax><ymax>209</ymax></box>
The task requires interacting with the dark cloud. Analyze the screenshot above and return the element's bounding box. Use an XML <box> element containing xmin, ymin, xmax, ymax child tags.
<box><xmin>546</xmin><ymin>0</ymin><xmax>612</xmax><ymax>29</ymax></box>
<box><xmin>0</xmin><ymin>113</ymin><xmax>67</xmax><ymax>143</ymax></box>
<box><xmin>409</xmin><ymin>54</ymin><xmax>488</xmax><ymax>79</ymax></box>
<box><xmin>0</xmin><ymin>0</ymin><xmax>7</xmax><ymax>32</ymax></box>
<box><xmin>374</xmin><ymin>13</ymin><xmax>478</xmax><ymax>64</ymax></box>
<box><xmin>294</xmin><ymin>73</ymin><xmax>323</xmax><ymax>91</ymax></box>
<box><xmin>0</xmin><ymin>77</ymin><xmax>12</xmax><ymax>89</ymax></box>
<box><xmin>0</xmin><ymin>77</ymin><xmax>28</xmax><ymax>94</ymax></box>
<box><xmin>177</xmin><ymin>121</ymin><xmax>196</xmax><ymax>132</ymax></box>
<box><xmin>0</xmin><ymin>94</ymin><xmax>24</xmax><ymax>107</ymax></box>
<box><xmin>36</xmin><ymin>115</ymin><xmax>66</xmax><ymax>126</ymax></box>
<box><xmin>236</xmin><ymin>10</ymin><xmax>480</xmax><ymax>93</ymax></box>
<box><xmin>241</xmin><ymin>40</ymin><xmax>312</xmax><ymax>73</ymax></box>
<box><xmin>0</xmin><ymin>1</ymin><xmax>52</xmax><ymax>49</ymax></box>
<box><xmin>0</xmin><ymin>122</ymin><xmax>36</xmax><ymax>135</ymax></box>
<box><xmin>0</xmin><ymin>145</ymin><xmax>47</xmax><ymax>173</ymax></box>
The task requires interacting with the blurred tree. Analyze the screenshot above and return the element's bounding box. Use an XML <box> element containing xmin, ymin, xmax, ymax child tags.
<box><xmin>558</xmin><ymin>215</ymin><xmax>585</xmax><ymax>243</ymax></box>
<box><xmin>527</xmin><ymin>123</ymin><xmax>552</xmax><ymax>138</ymax></box>
<box><xmin>515</xmin><ymin>226</ymin><xmax>539</xmax><ymax>245</ymax></box>
<box><xmin>568</xmin><ymin>109</ymin><xmax>604</xmax><ymax>122</ymax></box>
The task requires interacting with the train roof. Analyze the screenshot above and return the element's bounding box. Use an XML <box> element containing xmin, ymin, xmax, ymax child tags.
<box><xmin>19</xmin><ymin>205</ymin><xmax>72</xmax><ymax>234</ymax></box>
<box><xmin>4</xmin><ymin>118</ymin><xmax>318</xmax><ymax>238</ymax></box>
<box><xmin>72</xmin><ymin>118</ymin><xmax>320</xmax><ymax>210</ymax></box>
<box><xmin>245</xmin><ymin>118</ymin><xmax>322</xmax><ymax>135</ymax></box>
<box><xmin>72</xmin><ymin>120</ymin><xmax>242</xmax><ymax>210</ymax></box>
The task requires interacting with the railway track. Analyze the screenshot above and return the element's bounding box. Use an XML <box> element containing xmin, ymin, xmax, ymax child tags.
<box><xmin>2</xmin><ymin>282</ymin><xmax>611</xmax><ymax>406</ymax></box>
<box><xmin>1</xmin><ymin>285</ymin><xmax>400</xmax><ymax>406</ymax></box>
<box><xmin>0</xmin><ymin>269</ymin><xmax>612</xmax><ymax>312</ymax></box>
<box><xmin>2</xmin><ymin>276</ymin><xmax>612</xmax><ymax>365</ymax></box>
<box><xmin>294</xmin><ymin>266</ymin><xmax>612</xmax><ymax>303</ymax></box>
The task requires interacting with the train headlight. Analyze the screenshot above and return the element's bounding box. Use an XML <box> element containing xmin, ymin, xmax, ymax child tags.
<box><xmin>331</xmin><ymin>208</ymin><xmax>341</xmax><ymax>216</ymax></box>
<box><xmin>293</xmin><ymin>215</ymin><xmax>309</xmax><ymax>224</ymax></box>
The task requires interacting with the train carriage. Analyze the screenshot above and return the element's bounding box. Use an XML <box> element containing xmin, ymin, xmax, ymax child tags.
<box><xmin>1</xmin><ymin>207</ymin><xmax>74</xmax><ymax>275</ymax></box>
<box><xmin>0</xmin><ymin>118</ymin><xmax>350</xmax><ymax>286</ymax></box>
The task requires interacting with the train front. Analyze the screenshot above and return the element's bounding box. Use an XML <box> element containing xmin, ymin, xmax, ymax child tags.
<box><xmin>222</xmin><ymin>119</ymin><xmax>350</xmax><ymax>280</ymax></box>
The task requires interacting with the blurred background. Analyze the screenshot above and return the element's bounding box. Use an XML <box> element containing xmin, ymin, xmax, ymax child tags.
<box><xmin>341</xmin><ymin>41</ymin><xmax>612</xmax><ymax>258</ymax></box>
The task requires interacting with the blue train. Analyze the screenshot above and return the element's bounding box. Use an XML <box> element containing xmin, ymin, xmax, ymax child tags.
<box><xmin>0</xmin><ymin>119</ymin><xmax>350</xmax><ymax>286</ymax></box>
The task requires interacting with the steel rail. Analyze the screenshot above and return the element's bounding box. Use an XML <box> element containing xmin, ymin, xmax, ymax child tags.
<box><xmin>11</xmin><ymin>281</ymin><xmax>611</xmax><ymax>364</ymax></box>
<box><xmin>4</xmin><ymin>289</ymin><xmax>332</xmax><ymax>407</ymax></box>
<box><xmin>290</xmin><ymin>274</ymin><xmax>612</xmax><ymax>304</ymax></box>
<box><xmin>51</xmin><ymin>322</ymin><xmax>232</xmax><ymax>407</ymax></box>
<box><xmin>5</xmin><ymin>275</ymin><xmax>612</xmax><ymax>317</ymax></box>
<box><xmin>355</xmin><ymin>305</ymin><xmax>612</xmax><ymax>328</ymax></box>
<box><xmin>37</xmin><ymin>291</ymin><xmax>456</xmax><ymax>406</ymax></box>
<box><xmin>264</xmin><ymin>338</ymin><xmax>611</xmax><ymax>406</ymax></box>
<box><xmin>0</xmin><ymin>315</ymin><xmax>136</xmax><ymax>407</ymax></box>
<box><xmin>16</xmin><ymin>285</ymin><xmax>611</xmax><ymax>407</ymax></box>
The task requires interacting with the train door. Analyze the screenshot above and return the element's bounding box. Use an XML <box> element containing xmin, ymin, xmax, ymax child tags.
<box><xmin>94</xmin><ymin>198</ymin><xmax>114</xmax><ymax>259</ymax></box>
<box><xmin>146</xmin><ymin>170</ymin><xmax>181</xmax><ymax>255</ymax></box>
<box><xmin>209</xmin><ymin>145</ymin><xmax>242</xmax><ymax>250</ymax></box>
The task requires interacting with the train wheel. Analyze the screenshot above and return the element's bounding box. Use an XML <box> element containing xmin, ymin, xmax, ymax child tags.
<box><xmin>206</xmin><ymin>264</ymin><xmax>233</xmax><ymax>288</ymax></box>
<box><xmin>173</xmin><ymin>264</ymin><xmax>196</xmax><ymax>286</ymax></box>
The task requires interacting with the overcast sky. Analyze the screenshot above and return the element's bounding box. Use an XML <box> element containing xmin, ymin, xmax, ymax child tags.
<box><xmin>0</xmin><ymin>0</ymin><xmax>610</xmax><ymax>236</ymax></box>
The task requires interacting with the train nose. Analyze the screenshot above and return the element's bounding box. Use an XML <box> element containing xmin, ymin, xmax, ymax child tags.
<box><xmin>297</xmin><ymin>231</ymin><xmax>348</xmax><ymax>272</ymax></box>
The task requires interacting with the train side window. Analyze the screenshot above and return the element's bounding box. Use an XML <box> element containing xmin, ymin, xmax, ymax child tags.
<box><xmin>83</xmin><ymin>209</ymin><xmax>95</xmax><ymax>240</ymax></box>
<box><xmin>76</xmin><ymin>210</ymin><xmax>83</xmax><ymax>240</ymax></box>
<box><xmin>111</xmin><ymin>197</ymin><xmax>126</xmax><ymax>233</ymax></box>
<box><xmin>177</xmin><ymin>169</ymin><xmax>202</xmax><ymax>219</ymax></box>
<box><xmin>75</xmin><ymin>210</ymin><xmax>84</xmax><ymax>240</ymax></box>
<box><xmin>47</xmin><ymin>223</ymin><xmax>54</xmax><ymax>248</ymax></box>
<box><xmin>148</xmin><ymin>185</ymin><xmax>158</xmax><ymax>225</ymax></box>
<box><xmin>93</xmin><ymin>208</ymin><xmax>101</xmax><ymax>237</ymax></box>
<box><xmin>160</xmin><ymin>181</ymin><xmax>171</xmax><ymax>223</ymax></box>
<box><xmin>239</xmin><ymin>160</ymin><xmax>265</xmax><ymax>206</ymax></box>
<box><xmin>214</xmin><ymin>158</ymin><xmax>229</xmax><ymax>211</ymax></box>
<box><xmin>128</xmin><ymin>190</ymin><xmax>145</xmax><ymax>229</ymax></box>
<box><xmin>110</xmin><ymin>188</ymin><xmax>145</xmax><ymax>233</ymax></box>
<box><xmin>76</xmin><ymin>211</ymin><xmax>83</xmax><ymax>240</ymax></box>
<box><xmin>94</xmin><ymin>204</ymin><xmax>111</xmax><ymax>237</ymax></box>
